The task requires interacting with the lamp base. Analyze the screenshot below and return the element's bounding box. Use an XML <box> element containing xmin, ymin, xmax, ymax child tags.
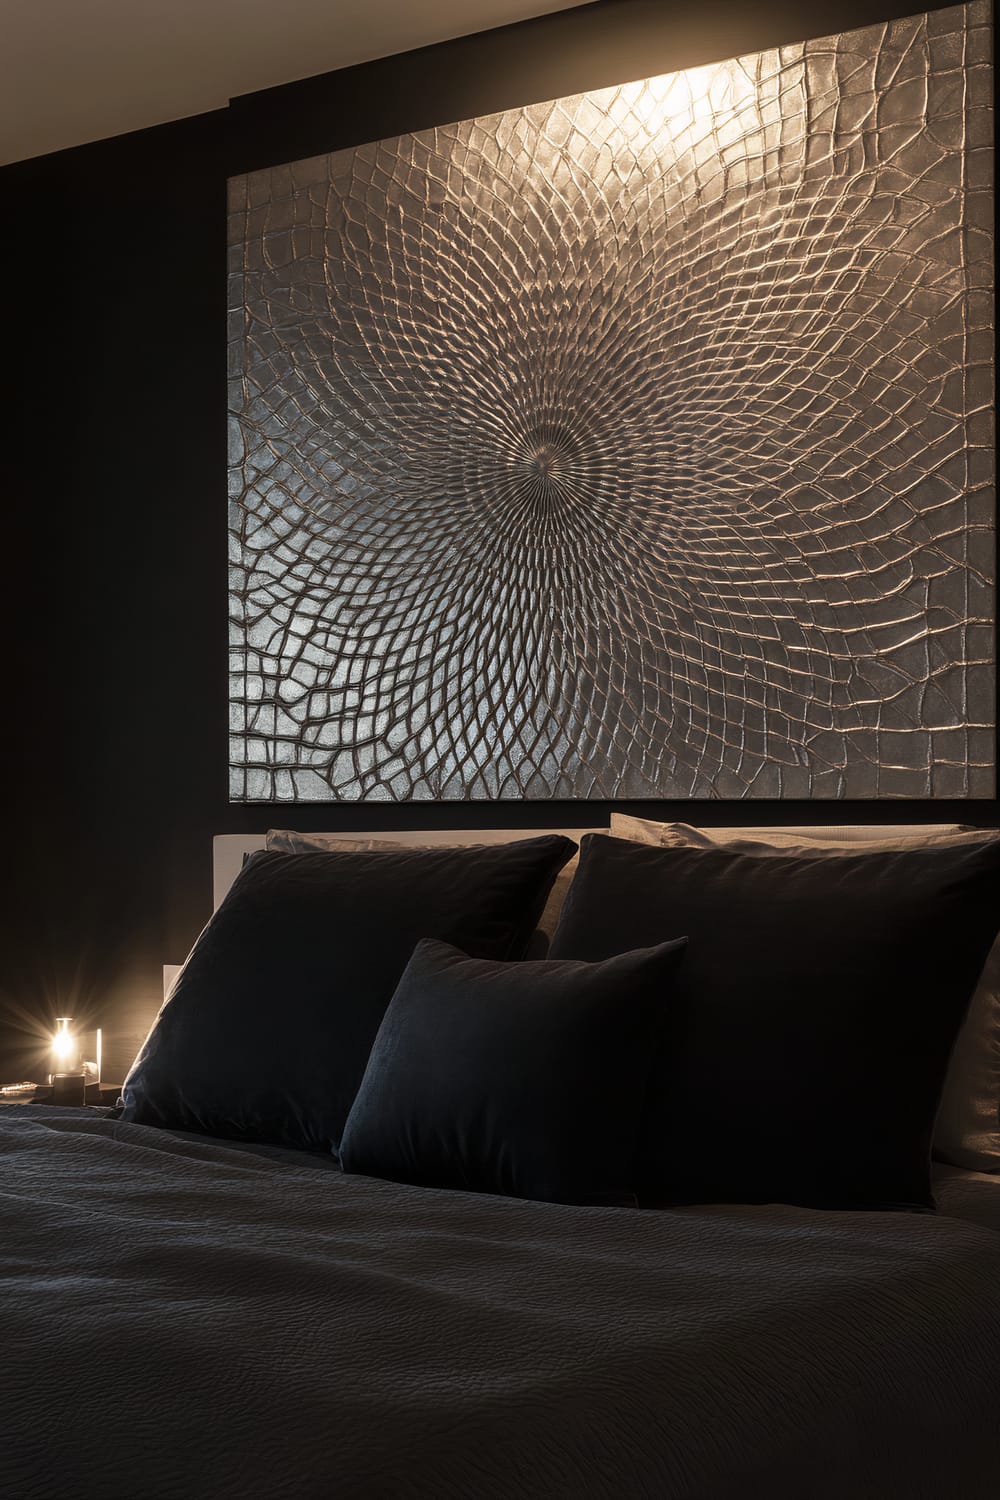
<box><xmin>51</xmin><ymin>1072</ymin><xmax>87</xmax><ymax>1107</ymax></box>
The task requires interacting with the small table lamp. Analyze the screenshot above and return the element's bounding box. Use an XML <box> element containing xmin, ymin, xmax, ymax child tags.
<box><xmin>49</xmin><ymin>1018</ymin><xmax>101</xmax><ymax>1106</ymax></box>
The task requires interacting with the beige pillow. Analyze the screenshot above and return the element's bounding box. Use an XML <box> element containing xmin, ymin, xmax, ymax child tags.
<box><xmin>536</xmin><ymin>856</ymin><xmax>579</xmax><ymax>939</ymax></box>
<box><xmin>266</xmin><ymin>831</ymin><xmax>422</xmax><ymax>855</ymax></box>
<box><xmin>265</xmin><ymin>830</ymin><xmax>576</xmax><ymax>942</ymax></box>
<box><xmin>610</xmin><ymin>815</ymin><xmax>971</xmax><ymax>849</ymax></box>
<box><xmin>608</xmin><ymin>815</ymin><xmax>1000</xmax><ymax>1174</ymax></box>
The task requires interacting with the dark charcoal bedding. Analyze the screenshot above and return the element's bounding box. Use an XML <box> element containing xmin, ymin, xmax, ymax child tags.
<box><xmin>2</xmin><ymin>1107</ymin><xmax>999</xmax><ymax>1500</ymax></box>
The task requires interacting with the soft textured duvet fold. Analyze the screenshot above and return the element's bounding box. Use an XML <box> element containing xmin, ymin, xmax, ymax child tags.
<box><xmin>2</xmin><ymin>1107</ymin><xmax>998</xmax><ymax>1500</ymax></box>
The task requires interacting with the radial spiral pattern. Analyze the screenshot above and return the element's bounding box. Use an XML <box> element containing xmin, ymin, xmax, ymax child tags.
<box><xmin>228</xmin><ymin>2</ymin><xmax>994</xmax><ymax>802</ymax></box>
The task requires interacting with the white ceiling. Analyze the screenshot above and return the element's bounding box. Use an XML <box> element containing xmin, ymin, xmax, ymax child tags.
<box><xmin>0</xmin><ymin>0</ymin><xmax>591</xmax><ymax>167</ymax></box>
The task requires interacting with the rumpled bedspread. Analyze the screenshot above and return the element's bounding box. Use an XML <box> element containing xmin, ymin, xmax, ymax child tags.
<box><xmin>2</xmin><ymin>1107</ymin><xmax>998</xmax><ymax>1500</ymax></box>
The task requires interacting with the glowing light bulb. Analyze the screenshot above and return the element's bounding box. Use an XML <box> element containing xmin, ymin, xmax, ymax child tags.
<box><xmin>51</xmin><ymin>1017</ymin><xmax>79</xmax><ymax>1074</ymax></box>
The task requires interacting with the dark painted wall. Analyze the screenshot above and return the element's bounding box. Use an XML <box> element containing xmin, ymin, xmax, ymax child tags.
<box><xmin>2</xmin><ymin>0</ymin><xmax>992</xmax><ymax>1080</ymax></box>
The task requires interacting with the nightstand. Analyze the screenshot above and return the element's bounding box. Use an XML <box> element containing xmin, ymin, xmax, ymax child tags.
<box><xmin>0</xmin><ymin>1083</ymin><xmax>42</xmax><ymax>1104</ymax></box>
<box><xmin>0</xmin><ymin>1083</ymin><xmax>122</xmax><ymax>1106</ymax></box>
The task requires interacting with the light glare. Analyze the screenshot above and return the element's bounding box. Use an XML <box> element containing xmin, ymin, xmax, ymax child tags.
<box><xmin>51</xmin><ymin>1017</ymin><xmax>79</xmax><ymax>1072</ymax></box>
<box><xmin>618</xmin><ymin>61</ymin><xmax>757</xmax><ymax>144</ymax></box>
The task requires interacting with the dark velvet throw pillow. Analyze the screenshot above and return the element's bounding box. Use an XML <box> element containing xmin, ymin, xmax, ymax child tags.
<box><xmin>121</xmin><ymin>837</ymin><xmax>574</xmax><ymax>1154</ymax></box>
<box><xmin>549</xmin><ymin>833</ymin><xmax>1000</xmax><ymax>1212</ymax></box>
<box><xmin>340</xmin><ymin>936</ymin><xmax>688</xmax><ymax>1204</ymax></box>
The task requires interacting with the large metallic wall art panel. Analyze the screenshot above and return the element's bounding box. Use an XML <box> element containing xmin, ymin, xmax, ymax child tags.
<box><xmin>228</xmin><ymin>1</ymin><xmax>994</xmax><ymax>802</ymax></box>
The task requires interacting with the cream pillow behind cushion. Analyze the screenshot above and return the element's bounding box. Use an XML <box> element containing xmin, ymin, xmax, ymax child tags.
<box><xmin>267</xmin><ymin>831</ymin><xmax>425</xmax><ymax>853</ymax></box>
<box><xmin>609</xmin><ymin>815</ymin><xmax>999</xmax><ymax>1173</ymax></box>
<box><xmin>266</xmin><ymin>830</ymin><xmax>577</xmax><ymax>942</ymax></box>
<box><xmin>609</xmin><ymin>815</ymin><xmax>970</xmax><ymax>849</ymax></box>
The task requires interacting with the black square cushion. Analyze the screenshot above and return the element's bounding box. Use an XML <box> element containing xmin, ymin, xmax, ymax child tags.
<box><xmin>549</xmin><ymin>833</ymin><xmax>1000</xmax><ymax>1211</ymax></box>
<box><xmin>340</xmin><ymin>936</ymin><xmax>688</xmax><ymax>1204</ymax></box>
<box><xmin>121</xmin><ymin>837</ymin><xmax>574</xmax><ymax>1154</ymax></box>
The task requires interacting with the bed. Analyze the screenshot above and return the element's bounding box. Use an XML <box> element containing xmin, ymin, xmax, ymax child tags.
<box><xmin>3</xmin><ymin>823</ymin><xmax>999</xmax><ymax>1499</ymax></box>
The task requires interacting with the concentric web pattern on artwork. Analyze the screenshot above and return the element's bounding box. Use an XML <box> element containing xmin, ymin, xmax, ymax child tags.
<box><xmin>228</xmin><ymin>1</ymin><xmax>994</xmax><ymax>801</ymax></box>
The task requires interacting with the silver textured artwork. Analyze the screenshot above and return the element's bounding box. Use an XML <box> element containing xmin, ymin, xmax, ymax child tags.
<box><xmin>228</xmin><ymin>1</ymin><xmax>994</xmax><ymax>801</ymax></box>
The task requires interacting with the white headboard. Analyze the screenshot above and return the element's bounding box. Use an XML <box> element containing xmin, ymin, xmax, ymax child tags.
<box><xmin>212</xmin><ymin>828</ymin><xmax>604</xmax><ymax>911</ymax></box>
